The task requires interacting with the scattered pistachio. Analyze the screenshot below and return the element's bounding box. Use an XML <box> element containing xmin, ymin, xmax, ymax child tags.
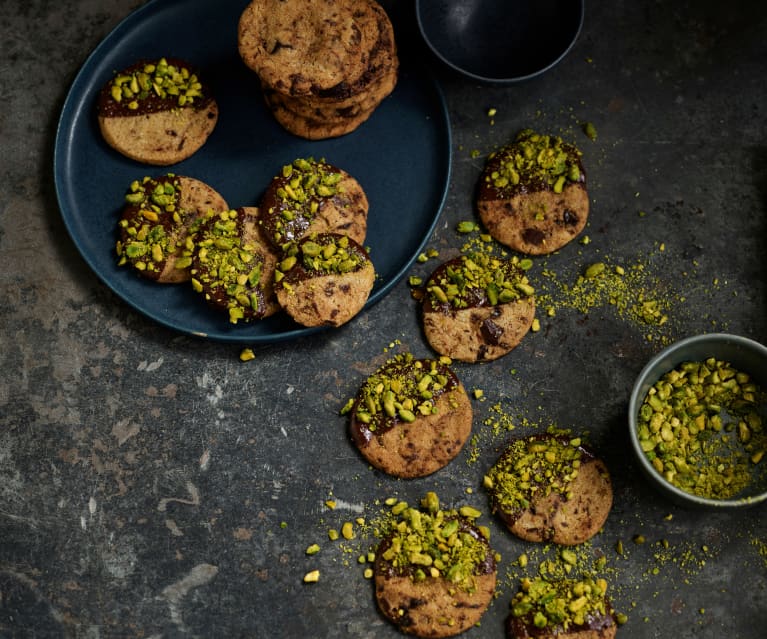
<box><xmin>239</xmin><ymin>348</ymin><xmax>255</xmax><ymax>362</ymax></box>
<box><xmin>303</xmin><ymin>570</ymin><xmax>320</xmax><ymax>583</ymax></box>
<box><xmin>582</xmin><ymin>121</ymin><xmax>598</xmax><ymax>141</ymax></box>
<box><xmin>584</xmin><ymin>262</ymin><xmax>605</xmax><ymax>279</ymax></box>
<box><xmin>306</xmin><ymin>543</ymin><xmax>321</xmax><ymax>555</ymax></box>
<box><xmin>341</xmin><ymin>521</ymin><xmax>356</xmax><ymax>540</ymax></box>
<box><xmin>457</xmin><ymin>221</ymin><xmax>479</xmax><ymax>234</ymax></box>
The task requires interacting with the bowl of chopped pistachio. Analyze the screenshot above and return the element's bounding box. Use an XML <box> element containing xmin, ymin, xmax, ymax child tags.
<box><xmin>628</xmin><ymin>333</ymin><xmax>767</xmax><ymax>508</ymax></box>
<box><xmin>415</xmin><ymin>0</ymin><xmax>584</xmax><ymax>84</ymax></box>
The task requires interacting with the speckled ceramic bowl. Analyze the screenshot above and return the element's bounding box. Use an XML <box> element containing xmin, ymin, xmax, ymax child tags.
<box><xmin>628</xmin><ymin>333</ymin><xmax>767</xmax><ymax>508</ymax></box>
<box><xmin>415</xmin><ymin>0</ymin><xmax>584</xmax><ymax>84</ymax></box>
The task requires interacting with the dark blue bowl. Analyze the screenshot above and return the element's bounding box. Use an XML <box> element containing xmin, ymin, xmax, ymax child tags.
<box><xmin>416</xmin><ymin>0</ymin><xmax>584</xmax><ymax>84</ymax></box>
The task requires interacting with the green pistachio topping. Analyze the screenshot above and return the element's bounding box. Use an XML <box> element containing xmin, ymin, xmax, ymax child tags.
<box><xmin>268</xmin><ymin>158</ymin><xmax>343</xmax><ymax>245</ymax></box>
<box><xmin>426</xmin><ymin>252</ymin><xmax>533</xmax><ymax>309</ymax></box>
<box><xmin>116</xmin><ymin>175</ymin><xmax>192</xmax><ymax>274</ymax></box>
<box><xmin>276</xmin><ymin>234</ymin><xmax>365</xmax><ymax>280</ymax></box>
<box><xmin>353</xmin><ymin>353</ymin><xmax>458</xmax><ymax>432</ymax></box>
<box><xmin>109</xmin><ymin>58</ymin><xmax>205</xmax><ymax>109</ymax></box>
<box><xmin>191</xmin><ymin>209</ymin><xmax>264</xmax><ymax>324</ymax></box>
<box><xmin>378</xmin><ymin>492</ymin><xmax>493</xmax><ymax>592</ymax></box>
<box><xmin>484</xmin><ymin>435</ymin><xmax>584</xmax><ymax>513</ymax></box>
<box><xmin>486</xmin><ymin>129</ymin><xmax>582</xmax><ymax>193</ymax></box>
<box><xmin>510</xmin><ymin>576</ymin><xmax>612</xmax><ymax>631</ymax></box>
<box><xmin>637</xmin><ymin>358</ymin><xmax>766</xmax><ymax>499</ymax></box>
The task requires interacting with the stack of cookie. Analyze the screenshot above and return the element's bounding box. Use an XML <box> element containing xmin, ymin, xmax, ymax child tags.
<box><xmin>237</xmin><ymin>0</ymin><xmax>398</xmax><ymax>140</ymax></box>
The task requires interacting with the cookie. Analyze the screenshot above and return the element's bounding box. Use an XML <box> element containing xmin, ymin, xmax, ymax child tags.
<box><xmin>238</xmin><ymin>0</ymin><xmax>397</xmax><ymax>138</ymax></box>
<box><xmin>421</xmin><ymin>252</ymin><xmax>536</xmax><ymax>363</ymax></box>
<box><xmin>190</xmin><ymin>207</ymin><xmax>281</xmax><ymax>323</ymax></box>
<box><xmin>261</xmin><ymin>64</ymin><xmax>397</xmax><ymax>123</ymax></box>
<box><xmin>476</xmin><ymin>130</ymin><xmax>588</xmax><ymax>255</ymax></box>
<box><xmin>349</xmin><ymin>352</ymin><xmax>472</xmax><ymax>478</ymax></box>
<box><xmin>259</xmin><ymin>157</ymin><xmax>368</xmax><ymax>249</ymax></box>
<box><xmin>506</xmin><ymin>577</ymin><xmax>618</xmax><ymax>639</ymax></box>
<box><xmin>237</xmin><ymin>0</ymin><xmax>395</xmax><ymax>98</ymax></box>
<box><xmin>273</xmin><ymin>233</ymin><xmax>374</xmax><ymax>327</ymax></box>
<box><xmin>116</xmin><ymin>174</ymin><xmax>228</xmax><ymax>283</ymax></box>
<box><xmin>264</xmin><ymin>97</ymin><xmax>378</xmax><ymax>140</ymax></box>
<box><xmin>97</xmin><ymin>57</ymin><xmax>218</xmax><ymax>165</ymax></box>
<box><xmin>375</xmin><ymin>493</ymin><xmax>497</xmax><ymax>638</ymax></box>
<box><xmin>484</xmin><ymin>434</ymin><xmax>613</xmax><ymax>546</ymax></box>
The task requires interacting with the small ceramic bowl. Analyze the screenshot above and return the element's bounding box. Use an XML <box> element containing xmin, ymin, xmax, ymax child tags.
<box><xmin>628</xmin><ymin>333</ymin><xmax>767</xmax><ymax>508</ymax></box>
<box><xmin>415</xmin><ymin>0</ymin><xmax>584</xmax><ymax>84</ymax></box>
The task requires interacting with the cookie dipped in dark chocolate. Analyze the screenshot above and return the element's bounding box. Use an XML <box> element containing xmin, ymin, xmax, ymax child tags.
<box><xmin>258</xmin><ymin>158</ymin><xmax>368</xmax><ymax>250</ymax></box>
<box><xmin>349</xmin><ymin>353</ymin><xmax>460</xmax><ymax>448</ymax></box>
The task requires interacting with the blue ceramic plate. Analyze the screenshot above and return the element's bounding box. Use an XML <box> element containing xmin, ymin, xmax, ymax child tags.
<box><xmin>54</xmin><ymin>0</ymin><xmax>451</xmax><ymax>343</ymax></box>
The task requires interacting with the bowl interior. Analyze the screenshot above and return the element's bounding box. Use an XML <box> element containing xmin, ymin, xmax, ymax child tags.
<box><xmin>629</xmin><ymin>334</ymin><xmax>767</xmax><ymax>507</ymax></box>
<box><xmin>416</xmin><ymin>0</ymin><xmax>584</xmax><ymax>83</ymax></box>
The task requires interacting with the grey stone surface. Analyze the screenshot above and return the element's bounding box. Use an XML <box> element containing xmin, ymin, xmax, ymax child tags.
<box><xmin>1</xmin><ymin>0</ymin><xmax>766</xmax><ymax>637</ymax></box>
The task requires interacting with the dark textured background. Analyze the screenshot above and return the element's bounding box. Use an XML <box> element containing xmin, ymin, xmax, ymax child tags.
<box><xmin>1</xmin><ymin>0</ymin><xmax>765</xmax><ymax>637</ymax></box>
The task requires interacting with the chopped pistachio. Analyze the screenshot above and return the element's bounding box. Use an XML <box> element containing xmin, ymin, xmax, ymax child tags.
<box><xmin>107</xmin><ymin>57</ymin><xmax>206</xmax><ymax>109</ymax></box>
<box><xmin>425</xmin><ymin>252</ymin><xmax>533</xmax><ymax>310</ymax></box>
<box><xmin>376</xmin><ymin>493</ymin><xmax>495</xmax><ymax>593</ymax></box>
<box><xmin>509</xmin><ymin>576</ymin><xmax>615</xmax><ymax>630</ymax></box>
<box><xmin>485</xmin><ymin>129</ymin><xmax>583</xmax><ymax>193</ymax></box>
<box><xmin>636</xmin><ymin>358</ymin><xmax>766</xmax><ymax>499</ymax></box>
<box><xmin>303</xmin><ymin>570</ymin><xmax>320</xmax><ymax>583</ymax></box>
